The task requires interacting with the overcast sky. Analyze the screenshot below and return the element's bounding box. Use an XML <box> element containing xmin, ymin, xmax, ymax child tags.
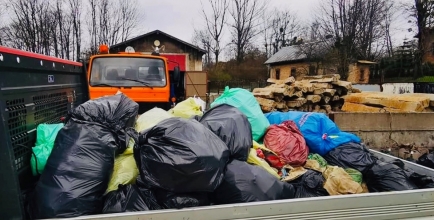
<box><xmin>138</xmin><ymin>0</ymin><xmax>416</xmax><ymax>54</ymax></box>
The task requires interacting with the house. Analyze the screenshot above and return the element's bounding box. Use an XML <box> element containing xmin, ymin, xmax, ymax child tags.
<box><xmin>110</xmin><ymin>30</ymin><xmax>206</xmax><ymax>72</ymax></box>
<box><xmin>264</xmin><ymin>42</ymin><xmax>376</xmax><ymax>84</ymax></box>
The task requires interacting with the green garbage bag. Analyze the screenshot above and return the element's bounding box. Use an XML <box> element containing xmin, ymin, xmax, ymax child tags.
<box><xmin>308</xmin><ymin>153</ymin><xmax>328</xmax><ymax>167</ymax></box>
<box><xmin>31</xmin><ymin>123</ymin><xmax>64</xmax><ymax>176</ymax></box>
<box><xmin>210</xmin><ymin>86</ymin><xmax>270</xmax><ymax>141</ymax></box>
<box><xmin>345</xmin><ymin>168</ymin><xmax>363</xmax><ymax>184</ymax></box>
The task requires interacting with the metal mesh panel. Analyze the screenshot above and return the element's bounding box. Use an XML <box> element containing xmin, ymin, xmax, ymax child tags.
<box><xmin>6</xmin><ymin>98</ymin><xmax>30</xmax><ymax>172</ymax></box>
<box><xmin>34</xmin><ymin>92</ymin><xmax>68</xmax><ymax>124</ymax></box>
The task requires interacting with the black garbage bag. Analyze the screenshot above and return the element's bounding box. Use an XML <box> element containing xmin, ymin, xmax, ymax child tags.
<box><xmin>289</xmin><ymin>169</ymin><xmax>329</xmax><ymax>198</ymax></box>
<box><xmin>133</xmin><ymin>117</ymin><xmax>230</xmax><ymax>193</ymax></box>
<box><xmin>390</xmin><ymin>159</ymin><xmax>434</xmax><ymax>189</ymax></box>
<box><xmin>67</xmin><ymin>93</ymin><xmax>139</xmax><ymax>153</ymax></box>
<box><xmin>154</xmin><ymin>189</ymin><xmax>210</xmax><ymax>209</ymax></box>
<box><xmin>135</xmin><ymin>177</ymin><xmax>163</xmax><ymax>210</ymax></box>
<box><xmin>364</xmin><ymin>160</ymin><xmax>418</xmax><ymax>192</ymax></box>
<box><xmin>417</xmin><ymin>153</ymin><xmax>434</xmax><ymax>169</ymax></box>
<box><xmin>199</xmin><ymin>104</ymin><xmax>252</xmax><ymax>161</ymax></box>
<box><xmin>323</xmin><ymin>142</ymin><xmax>377</xmax><ymax>173</ymax></box>
<box><xmin>28</xmin><ymin>94</ymin><xmax>139</xmax><ymax>219</ymax></box>
<box><xmin>212</xmin><ymin>160</ymin><xmax>296</xmax><ymax>205</ymax></box>
<box><xmin>102</xmin><ymin>184</ymin><xmax>150</xmax><ymax>214</ymax></box>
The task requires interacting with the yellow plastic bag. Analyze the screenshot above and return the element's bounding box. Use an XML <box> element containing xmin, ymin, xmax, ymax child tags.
<box><xmin>252</xmin><ymin>140</ymin><xmax>277</xmax><ymax>155</ymax></box>
<box><xmin>127</xmin><ymin>107</ymin><xmax>174</xmax><ymax>149</ymax></box>
<box><xmin>105</xmin><ymin>147</ymin><xmax>139</xmax><ymax>194</ymax></box>
<box><xmin>247</xmin><ymin>148</ymin><xmax>280</xmax><ymax>179</ymax></box>
<box><xmin>172</xmin><ymin>98</ymin><xmax>203</xmax><ymax>118</ymax></box>
<box><xmin>322</xmin><ymin>166</ymin><xmax>363</xmax><ymax>195</ymax></box>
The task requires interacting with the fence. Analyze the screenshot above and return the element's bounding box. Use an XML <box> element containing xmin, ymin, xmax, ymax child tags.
<box><xmin>208</xmin><ymin>80</ymin><xmax>268</xmax><ymax>94</ymax></box>
<box><xmin>354</xmin><ymin>82</ymin><xmax>434</xmax><ymax>94</ymax></box>
<box><xmin>209</xmin><ymin>81</ymin><xmax>434</xmax><ymax>95</ymax></box>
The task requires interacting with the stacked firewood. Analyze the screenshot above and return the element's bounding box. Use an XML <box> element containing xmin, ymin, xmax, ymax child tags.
<box><xmin>252</xmin><ymin>74</ymin><xmax>361</xmax><ymax>113</ymax></box>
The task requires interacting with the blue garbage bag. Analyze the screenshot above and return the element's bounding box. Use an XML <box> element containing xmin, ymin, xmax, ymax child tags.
<box><xmin>264</xmin><ymin>111</ymin><xmax>360</xmax><ymax>156</ymax></box>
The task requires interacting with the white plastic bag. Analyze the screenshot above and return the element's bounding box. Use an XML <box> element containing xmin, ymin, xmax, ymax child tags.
<box><xmin>193</xmin><ymin>95</ymin><xmax>206</xmax><ymax>112</ymax></box>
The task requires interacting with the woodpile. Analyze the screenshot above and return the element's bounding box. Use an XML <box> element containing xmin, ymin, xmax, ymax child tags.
<box><xmin>342</xmin><ymin>92</ymin><xmax>434</xmax><ymax>113</ymax></box>
<box><xmin>253</xmin><ymin>74</ymin><xmax>360</xmax><ymax>113</ymax></box>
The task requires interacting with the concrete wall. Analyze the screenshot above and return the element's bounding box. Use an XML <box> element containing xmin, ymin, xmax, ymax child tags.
<box><xmin>331</xmin><ymin>112</ymin><xmax>434</xmax><ymax>160</ymax></box>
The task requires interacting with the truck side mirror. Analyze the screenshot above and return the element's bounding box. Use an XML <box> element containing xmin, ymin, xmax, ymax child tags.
<box><xmin>173</xmin><ymin>66</ymin><xmax>181</xmax><ymax>83</ymax></box>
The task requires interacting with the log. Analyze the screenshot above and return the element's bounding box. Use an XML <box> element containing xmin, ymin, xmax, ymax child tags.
<box><xmin>341</xmin><ymin>102</ymin><xmax>385</xmax><ymax>113</ymax></box>
<box><xmin>302</xmin><ymin>74</ymin><xmax>340</xmax><ymax>82</ymax></box>
<box><xmin>256</xmin><ymin>97</ymin><xmax>276</xmax><ymax>113</ymax></box>
<box><xmin>351</xmin><ymin>87</ymin><xmax>362</xmax><ymax>93</ymax></box>
<box><xmin>401</xmin><ymin>93</ymin><xmax>434</xmax><ymax>107</ymax></box>
<box><xmin>313</xmin><ymin>88</ymin><xmax>325</xmax><ymax>95</ymax></box>
<box><xmin>313</xmin><ymin>83</ymin><xmax>334</xmax><ymax>89</ymax></box>
<box><xmin>286</xmin><ymin>98</ymin><xmax>307</xmax><ymax>108</ymax></box>
<box><xmin>322</xmin><ymin>105</ymin><xmax>332</xmax><ymax>113</ymax></box>
<box><xmin>252</xmin><ymin>88</ymin><xmax>274</xmax><ymax>99</ymax></box>
<box><xmin>324</xmin><ymin>89</ymin><xmax>336</xmax><ymax>96</ymax></box>
<box><xmin>320</xmin><ymin>95</ymin><xmax>331</xmax><ymax>104</ymax></box>
<box><xmin>294</xmin><ymin>81</ymin><xmax>315</xmax><ymax>93</ymax></box>
<box><xmin>306</xmin><ymin>95</ymin><xmax>321</xmax><ymax>103</ymax></box>
<box><xmin>332</xmin><ymin>80</ymin><xmax>353</xmax><ymax>90</ymax></box>
<box><xmin>267</xmin><ymin>77</ymin><xmax>295</xmax><ymax>85</ymax></box>
<box><xmin>292</xmin><ymin>91</ymin><xmax>304</xmax><ymax>98</ymax></box>
<box><xmin>275</xmin><ymin>101</ymin><xmax>288</xmax><ymax>109</ymax></box>
<box><xmin>344</xmin><ymin>92</ymin><xmax>430</xmax><ymax>112</ymax></box>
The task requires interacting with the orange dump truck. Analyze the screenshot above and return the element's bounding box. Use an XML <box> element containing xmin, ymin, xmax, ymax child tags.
<box><xmin>87</xmin><ymin>44</ymin><xmax>207</xmax><ymax>113</ymax></box>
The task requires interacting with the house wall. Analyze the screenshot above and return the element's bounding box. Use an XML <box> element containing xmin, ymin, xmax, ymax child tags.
<box><xmin>347</xmin><ymin>63</ymin><xmax>370</xmax><ymax>84</ymax></box>
<box><xmin>269</xmin><ymin>62</ymin><xmax>325</xmax><ymax>80</ymax></box>
<box><xmin>110</xmin><ymin>33</ymin><xmax>204</xmax><ymax>71</ymax></box>
<box><xmin>269</xmin><ymin>62</ymin><xmax>372</xmax><ymax>84</ymax></box>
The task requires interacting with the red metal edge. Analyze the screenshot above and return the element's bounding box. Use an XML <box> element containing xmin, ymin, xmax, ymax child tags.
<box><xmin>0</xmin><ymin>46</ymin><xmax>82</xmax><ymax>67</ymax></box>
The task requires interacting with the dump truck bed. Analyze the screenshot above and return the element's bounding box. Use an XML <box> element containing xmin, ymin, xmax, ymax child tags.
<box><xmin>56</xmin><ymin>150</ymin><xmax>434</xmax><ymax>220</ymax></box>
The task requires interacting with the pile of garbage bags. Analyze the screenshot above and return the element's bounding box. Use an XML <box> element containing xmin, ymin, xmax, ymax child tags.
<box><xmin>26</xmin><ymin>88</ymin><xmax>434</xmax><ymax>219</ymax></box>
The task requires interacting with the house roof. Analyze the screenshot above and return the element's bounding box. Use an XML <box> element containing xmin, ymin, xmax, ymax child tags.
<box><xmin>264</xmin><ymin>39</ymin><xmax>335</xmax><ymax>65</ymax></box>
<box><xmin>264</xmin><ymin>45</ymin><xmax>306</xmax><ymax>65</ymax></box>
<box><xmin>357</xmin><ymin>60</ymin><xmax>377</xmax><ymax>64</ymax></box>
<box><xmin>110</xmin><ymin>29</ymin><xmax>207</xmax><ymax>54</ymax></box>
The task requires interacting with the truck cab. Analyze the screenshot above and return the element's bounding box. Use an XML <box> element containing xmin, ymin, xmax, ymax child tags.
<box><xmin>87</xmin><ymin>45</ymin><xmax>181</xmax><ymax>113</ymax></box>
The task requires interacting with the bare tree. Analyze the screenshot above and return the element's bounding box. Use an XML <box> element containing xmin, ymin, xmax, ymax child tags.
<box><xmin>192</xmin><ymin>29</ymin><xmax>212</xmax><ymax>66</ymax></box>
<box><xmin>316</xmin><ymin>0</ymin><xmax>396</xmax><ymax>79</ymax></box>
<box><xmin>68</xmin><ymin>0</ymin><xmax>82</xmax><ymax>61</ymax></box>
<box><xmin>409</xmin><ymin>0</ymin><xmax>434</xmax><ymax>77</ymax></box>
<box><xmin>200</xmin><ymin>0</ymin><xmax>228</xmax><ymax>64</ymax></box>
<box><xmin>86</xmin><ymin>0</ymin><xmax>141</xmax><ymax>55</ymax></box>
<box><xmin>228</xmin><ymin>0</ymin><xmax>268</xmax><ymax>62</ymax></box>
<box><xmin>269</xmin><ymin>9</ymin><xmax>302</xmax><ymax>54</ymax></box>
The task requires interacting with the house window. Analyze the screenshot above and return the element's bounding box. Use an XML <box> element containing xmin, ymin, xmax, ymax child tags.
<box><xmin>291</xmin><ymin>68</ymin><xmax>296</xmax><ymax>76</ymax></box>
<box><xmin>275</xmin><ymin>69</ymin><xmax>280</xmax><ymax>80</ymax></box>
<box><xmin>309</xmin><ymin>66</ymin><xmax>316</xmax><ymax>75</ymax></box>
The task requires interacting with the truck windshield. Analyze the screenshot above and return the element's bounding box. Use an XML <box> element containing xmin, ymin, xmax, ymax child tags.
<box><xmin>89</xmin><ymin>57</ymin><xmax>167</xmax><ymax>87</ymax></box>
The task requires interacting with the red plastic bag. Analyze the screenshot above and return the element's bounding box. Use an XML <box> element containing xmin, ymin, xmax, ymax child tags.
<box><xmin>264</xmin><ymin>120</ymin><xmax>309</xmax><ymax>166</ymax></box>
